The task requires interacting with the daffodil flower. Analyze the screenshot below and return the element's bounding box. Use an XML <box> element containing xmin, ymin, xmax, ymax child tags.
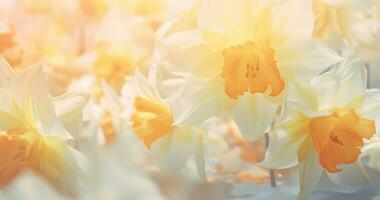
<box><xmin>79</xmin><ymin>80</ymin><xmax>136</xmax><ymax>146</ymax></box>
<box><xmin>312</xmin><ymin>0</ymin><xmax>373</xmax><ymax>50</ymax></box>
<box><xmin>155</xmin><ymin>0</ymin><xmax>342</xmax><ymax>141</ymax></box>
<box><xmin>130</xmin><ymin>71</ymin><xmax>207</xmax><ymax>178</ymax></box>
<box><xmin>261</xmin><ymin>59</ymin><xmax>380</xmax><ymax>200</ymax></box>
<box><xmin>0</xmin><ymin>59</ymin><xmax>87</xmax><ymax>192</ymax></box>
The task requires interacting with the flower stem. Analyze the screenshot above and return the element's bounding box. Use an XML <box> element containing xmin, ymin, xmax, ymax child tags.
<box><xmin>265</xmin><ymin>133</ymin><xmax>277</xmax><ymax>187</ymax></box>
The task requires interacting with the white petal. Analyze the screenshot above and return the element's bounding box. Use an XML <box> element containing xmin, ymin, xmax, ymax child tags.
<box><xmin>327</xmin><ymin>164</ymin><xmax>370</xmax><ymax>188</ymax></box>
<box><xmin>134</xmin><ymin>69</ymin><xmax>160</xmax><ymax>101</ymax></box>
<box><xmin>310</xmin><ymin>71</ymin><xmax>339</xmax><ymax>111</ymax></box>
<box><xmin>152</xmin><ymin>127</ymin><xmax>194</xmax><ymax>173</ymax></box>
<box><xmin>7</xmin><ymin>66</ymin><xmax>72</xmax><ymax>139</ymax></box>
<box><xmin>58</xmin><ymin>146</ymin><xmax>87</xmax><ymax>191</ymax></box>
<box><xmin>272</xmin><ymin>0</ymin><xmax>314</xmax><ymax>38</ymax></box>
<box><xmin>101</xmin><ymin>81</ymin><xmax>123</xmax><ymax>113</ymax></box>
<box><xmin>334</xmin><ymin>58</ymin><xmax>367</xmax><ymax>107</ymax></box>
<box><xmin>173</xmin><ymin>75</ymin><xmax>235</xmax><ymax>126</ymax></box>
<box><xmin>297</xmin><ymin>149</ymin><xmax>323</xmax><ymax>200</ymax></box>
<box><xmin>276</xmin><ymin>38</ymin><xmax>342</xmax><ymax>82</ymax></box>
<box><xmin>148</xmin><ymin>62</ymin><xmax>187</xmax><ymax>101</ymax></box>
<box><xmin>54</xmin><ymin>91</ymin><xmax>89</xmax><ymax>138</ymax></box>
<box><xmin>0</xmin><ymin>57</ymin><xmax>14</xmax><ymax>78</ymax></box>
<box><xmin>155</xmin><ymin>29</ymin><xmax>213</xmax><ymax>74</ymax></box>
<box><xmin>260</xmin><ymin>129</ymin><xmax>303</xmax><ymax>169</ymax></box>
<box><xmin>287</xmin><ymin>82</ymin><xmax>318</xmax><ymax>113</ymax></box>
<box><xmin>229</xmin><ymin>93</ymin><xmax>278</xmax><ymax>141</ymax></box>
<box><xmin>360</xmin><ymin>89</ymin><xmax>380</xmax><ymax>132</ymax></box>
<box><xmin>307</xmin><ymin>59</ymin><xmax>367</xmax><ymax>110</ymax></box>
<box><xmin>197</xmin><ymin>0</ymin><xmax>262</xmax><ymax>43</ymax></box>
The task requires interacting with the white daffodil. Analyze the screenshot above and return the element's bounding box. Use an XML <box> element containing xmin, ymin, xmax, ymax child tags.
<box><xmin>155</xmin><ymin>0</ymin><xmax>342</xmax><ymax>141</ymax></box>
<box><xmin>312</xmin><ymin>0</ymin><xmax>373</xmax><ymax>51</ymax></box>
<box><xmin>261</xmin><ymin>58</ymin><xmax>380</xmax><ymax>200</ymax></box>
<box><xmin>78</xmin><ymin>79</ymin><xmax>142</xmax><ymax>148</ymax></box>
<box><xmin>129</xmin><ymin>70</ymin><xmax>208</xmax><ymax>179</ymax></box>
<box><xmin>0</xmin><ymin>59</ymin><xmax>87</xmax><ymax>193</ymax></box>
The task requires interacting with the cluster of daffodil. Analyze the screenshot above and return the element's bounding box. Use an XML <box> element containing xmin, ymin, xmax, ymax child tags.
<box><xmin>1</xmin><ymin>0</ymin><xmax>380</xmax><ymax>200</ymax></box>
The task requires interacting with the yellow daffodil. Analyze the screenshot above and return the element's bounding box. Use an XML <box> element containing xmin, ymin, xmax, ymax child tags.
<box><xmin>130</xmin><ymin>71</ymin><xmax>207</xmax><ymax>178</ymax></box>
<box><xmin>0</xmin><ymin>59</ymin><xmax>87</xmax><ymax>193</ymax></box>
<box><xmin>155</xmin><ymin>0</ymin><xmax>342</xmax><ymax>141</ymax></box>
<box><xmin>261</xmin><ymin>59</ymin><xmax>380</xmax><ymax>199</ymax></box>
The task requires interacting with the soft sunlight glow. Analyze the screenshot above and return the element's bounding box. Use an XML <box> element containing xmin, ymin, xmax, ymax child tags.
<box><xmin>1</xmin><ymin>0</ymin><xmax>380</xmax><ymax>200</ymax></box>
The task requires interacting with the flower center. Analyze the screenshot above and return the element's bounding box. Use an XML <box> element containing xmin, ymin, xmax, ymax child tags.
<box><xmin>130</xmin><ymin>97</ymin><xmax>174</xmax><ymax>149</ymax></box>
<box><xmin>222</xmin><ymin>40</ymin><xmax>284</xmax><ymax>99</ymax></box>
<box><xmin>309</xmin><ymin>108</ymin><xmax>375</xmax><ymax>173</ymax></box>
<box><xmin>0</xmin><ymin>127</ymin><xmax>66</xmax><ymax>186</ymax></box>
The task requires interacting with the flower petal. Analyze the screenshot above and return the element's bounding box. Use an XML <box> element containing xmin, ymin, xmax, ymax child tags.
<box><xmin>297</xmin><ymin>149</ymin><xmax>323</xmax><ymax>200</ymax></box>
<box><xmin>276</xmin><ymin>38</ymin><xmax>342</xmax><ymax>82</ymax></box>
<box><xmin>152</xmin><ymin>127</ymin><xmax>194</xmax><ymax>173</ymax></box>
<box><xmin>155</xmin><ymin>29</ymin><xmax>213</xmax><ymax>74</ymax></box>
<box><xmin>173</xmin><ymin>75</ymin><xmax>235</xmax><ymax>126</ymax></box>
<box><xmin>0</xmin><ymin>57</ymin><xmax>14</xmax><ymax>79</ymax></box>
<box><xmin>260</xmin><ymin>129</ymin><xmax>303</xmax><ymax>169</ymax></box>
<box><xmin>229</xmin><ymin>93</ymin><xmax>278</xmax><ymax>141</ymax></box>
<box><xmin>148</xmin><ymin>62</ymin><xmax>187</xmax><ymax>101</ymax></box>
<box><xmin>6</xmin><ymin>65</ymin><xmax>72</xmax><ymax>139</ymax></box>
<box><xmin>334</xmin><ymin>59</ymin><xmax>367</xmax><ymax>107</ymax></box>
<box><xmin>327</xmin><ymin>164</ymin><xmax>370</xmax><ymax>188</ymax></box>
<box><xmin>197</xmin><ymin>0</ymin><xmax>263</xmax><ymax>43</ymax></box>
<box><xmin>272</xmin><ymin>0</ymin><xmax>314</xmax><ymax>38</ymax></box>
<box><xmin>54</xmin><ymin>91</ymin><xmax>89</xmax><ymax>138</ymax></box>
<box><xmin>310</xmin><ymin>58</ymin><xmax>367</xmax><ymax>110</ymax></box>
<box><xmin>360</xmin><ymin>89</ymin><xmax>380</xmax><ymax>132</ymax></box>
